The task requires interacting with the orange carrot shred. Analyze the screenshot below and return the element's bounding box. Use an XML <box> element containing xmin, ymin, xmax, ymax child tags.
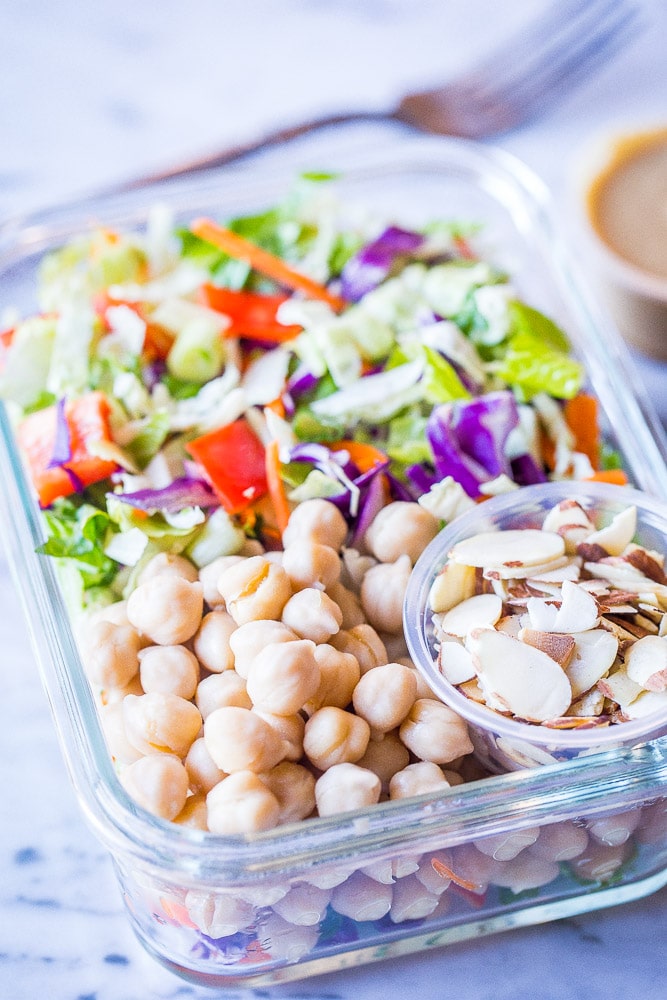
<box><xmin>431</xmin><ymin>857</ymin><xmax>480</xmax><ymax>892</ymax></box>
<box><xmin>564</xmin><ymin>392</ymin><xmax>600</xmax><ymax>470</ymax></box>
<box><xmin>584</xmin><ymin>469</ymin><xmax>629</xmax><ymax>485</ymax></box>
<box><xmin>265</xmin><ymin>438</ymin><xmax>291</xmax><ymax>536</ymax></box>
<box><xmin>191</xmin><ymin>218</ymin><xmax>346</xmax><ymax>311</ymax></box>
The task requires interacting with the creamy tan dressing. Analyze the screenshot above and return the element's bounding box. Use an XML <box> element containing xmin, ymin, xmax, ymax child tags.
<box><xmin>587</xmin><ymin>128</ymin><xmax>667</xmax><ymax>280</ymax></box>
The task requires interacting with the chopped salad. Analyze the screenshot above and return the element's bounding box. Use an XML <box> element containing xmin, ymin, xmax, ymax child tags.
<box><xmin>0</xmin><ymin>174</ymin><xmax>625</xmax><ymax>612</ymax></box>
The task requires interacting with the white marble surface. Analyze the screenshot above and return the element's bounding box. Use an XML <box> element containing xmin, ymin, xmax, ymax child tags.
<box><xmin>2</xmin><ymin>2</ymin><xmax>667</xmax><ymax>998</ymax></box>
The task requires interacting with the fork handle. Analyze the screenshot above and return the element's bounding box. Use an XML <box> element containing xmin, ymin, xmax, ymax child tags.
<box><xmin>114</xmin><ymin>111</ymin><xmax>392</xmax><ymax>192</ymax></box>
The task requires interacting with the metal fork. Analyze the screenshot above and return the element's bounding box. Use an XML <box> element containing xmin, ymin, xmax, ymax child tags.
<box><xmin>119</xmin><ymin>0</ymin><xmax>639</xmax><ymax>190</ymax></box>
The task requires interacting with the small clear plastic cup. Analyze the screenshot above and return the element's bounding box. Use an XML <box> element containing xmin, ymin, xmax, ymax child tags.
<box><xmin>404</xmin><ymin>481</ymin><xmax>667</xmax><ymax>772</ymax></box>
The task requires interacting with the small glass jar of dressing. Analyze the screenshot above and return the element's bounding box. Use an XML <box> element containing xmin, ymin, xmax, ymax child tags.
<box><xmin>580</xmin><ymin>126</ymin><xmax>667</xmax><ymax>361</ymax></box>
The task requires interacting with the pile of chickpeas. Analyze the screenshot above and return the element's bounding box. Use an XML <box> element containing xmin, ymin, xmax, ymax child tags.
<box><xmin>80</xmin><ymin>497</ymin><xmax>476</xmax><ymax>835</ymax></box>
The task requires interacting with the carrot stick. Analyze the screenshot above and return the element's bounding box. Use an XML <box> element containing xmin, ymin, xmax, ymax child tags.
<box><xmin>584</xmin><ymin>469</ymin><xmax>628</xmax><ymax>485</ymax></box>
<box><xmin>265</xmin><ymin>438</ymin><xmax>291</xmax><ymax>536</ymax></box>
<box><xmin>191</xmin><ymin>218</ymin><xmax>345</xmax><ymax>311</ymax></box>
<box><xmin>564</xmin><ymin>393</ymin><xmax>600</xmax><ymax>470</ymax></box>
<box><xmin>431</xmin><ymin>857</ymin><xmax>480</xmax><ymax>892</ymax></box>
<box><xmin>329</xmin><ymin>439</ymin><xmax>388</xmax><ymax>473</ymax></box>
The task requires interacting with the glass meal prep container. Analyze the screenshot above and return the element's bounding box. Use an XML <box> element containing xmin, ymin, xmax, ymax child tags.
<box><xmin>2</xmin><ymin>136</ymin><xmax>667</xmax><ymax>989</ymax></box>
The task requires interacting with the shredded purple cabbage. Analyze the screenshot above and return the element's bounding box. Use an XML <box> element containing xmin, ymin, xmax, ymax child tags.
<box><xmin>511</xmin><ymin>452</ymin><xmax>548</xmax><ymax>486</ymax></box>
<box><xmin>286</xmin><ymin>365</ymin><xmax>319</xmax><ymax>399</ymax></box>
<box><xmin>341</xmin><ymin>226</ymin><xmax>424</xmax><ymax>302</ymax></box>
<box><xmin>350</xmin><ymin>472</ymin><xmax>387</xmax><ymax>547</ymax></box>
<box><xmin>111</xmin><ymin>477</ymin><xmax>220</xmax><ymax>513</ymax></box>
<box><xmin>426</xmin><ymin>391</ymin><xmax>520</xmax><ymax>498</ymax></box>
<box><xmin>48</xmin><ymin>397</ymin><xmax>72</xmax><ymax>468</ymax></box>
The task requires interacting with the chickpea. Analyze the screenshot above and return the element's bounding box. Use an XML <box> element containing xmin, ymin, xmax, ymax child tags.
<box><xmin>127</xmin><ymin>576</ymin><xmax>204</xmax><ymax>645</ymax></box>
<box><xmin>271</xmin><ymin>883</ymin><xmax>332</xmax><ymax>926</ymax></box>
<box><xmin>206</xmin><ymin>771</ymin><xmax>281</xmax><ymax>834</ymax></box>
<box><xmin>138</xmin><ymin>551</ymin><xmax>199</xmax><ymax>584</ymax></box>
<box><xmin>185</xmin><ymin>889</ymin><xmax>255</xmax><ymax>937</ymax></box>
<box><xmin>587</xmin><ymin>809</ymin><xmax>643</xmax><ymax>846</ymax></box>
<box><xmin>381</xmin><ymin>631</ymin><xmax>409</xmax><ymax>662</ymax></box>
<box><xmin>303</xmin><ymin>644</ymin><xmax>360</xmax><ymax>715</ymax></box>
<box><xmin>473</xmin><ymin>828</ymin><xmax>540</xmax><ymax>861</ymax></box>
<box><xmin>569</xmin><ymin>840</ymin><xmax>633</xmax><ymax>883</ymax></box>
<box><xmin>81</xmin><ymin>620</ymin><xmax>142</xmax><ymax>690</ymax></box>
<box><xmin>303</xmin><ymin>706</ymin><xmax>370</xmax><ymax>771</ymax></box>
<box><xmin>217</xmin><ymin>556</ymin><xmax>292</xmax><ymax>625</ymax></box>
<box><xmin>192</xmin><ymin>610</ymin><xmax>236</xmax><ymax>673</ymax></box>
<box><xmin>364</xmin><ymin>500</ymin><xmax>439</xmax><ymax>565</ymax></box>
<box><xmin>229</xmin><ymin>620</ymin><xmax>298</xmax><ymax>679</ymax></box>
<box><xmin>360</xmin><ymin>554</ymin><xmax>412</xmax><ymax>634</ymax></box>
<box><xmin>282</xmin><ymin>542</ymin><xmax>341</xmax><ymax>592</ymax></box>
<box><xmin>123</xmin><ymin>692</ymin><xmax>203</xmax><ymax>758</ymax></box>
<box><xmin>399</xmin><ymin>699</ymin><xmax>473</xmax><ymax>764</ymax></box>
<box><xmin>253</xmin><ymin>710</ymin><xmax>305</xmax><ymax>762</ymax></box>
<box><xmin>530</xmin><ymin>822</ymin><xmax>589</xmax><ymax>862</ymax></box>
<box><xmin>340</xmin><ymin>547</ymin><xmax>376</xmax><ymax>592</ymax></box>
<box><xmin>330</xmin><ymin>871</ymin><xmax>392</xmax><ymax>921</ymax></box>
<box><xmin>260</xmin><ymin>761</ymin><xmax>316</xmax><ymax>824</ymax></box>
<box><xmin>246</xmin><ymin>639</ymin><xmax>319</xmax><ymax>716</ymax></box>
<box><xmin>389</xmin><ymin>761</ymin><xmax>451</xmax><ymax>800</ymax></box>
<box><xmin>198</xmin><ymin>555</ymin><xmax>244</xmax><ymax>608</ymax></box>
<box><xmin>185</xmin><ymin>736</ymin><xmax>227</xmax><ymax>794</ymax></box>
<box><xmin>99</xmin><ymin>702</ymin><xmax>143</xmax><ymax>765</ymax></box>
<box><xmin>331</xmin><ymin>623</ymin><xmax>388</xmax><ymax>674</ymax></box>
<box><xmin>204</xmin><ymin>706</ymin><xmax>285</xmax><ymax>772</ymax></box>
<box><xmin>315</xmin><ymin>762</ymin><xmax>381</xmax><ymax>816</ymax></box>
<box><xmin>489</xmin><ymin>852</ymin><xmax>560</xmax><ymax>894</ymax></box>
<box><xmin>83</xmin><ymin>599</ymin><xmax>130</xmax><ymax>629</ymax></box>
<box><xmin>282</xmin><ymin>497</ymin><xmax>348</xmax><ymax>550</ymax></box>
<box><xmin>399</xmin><ymin>659</ymin><xmax>439</xmax><ymax>700</ymax></box>
<box><xmin>281</xmin><ymin>588</ymin><xmax>343</xmax><ymax>643</ymax></box>
<box><xmin>138</xmin><ymin>644</ymin><xmax>199</xmax><ymax>700</ymax></box>
<box><xmin>326</xmin><ymin>581</ymin><xmax>365</xmax><ymax>629</ymax></box>
<box><xmin>174</xmin><ymin>792</ymin><xmax>208</xmax><ymax>830</ymax></box>
<box><xmin>239</xmin><ymin>538</ymin><xmax>266</xmax><ymax>557</ymax></box>
<box><xmin>260</xmin><ymin>912</ymin><xmax>319</xmax><ymax>963</ymax></box>
<box><xmin>121</xmin><ymin>753</ymin><xmax>189</xmax><ymax>820</ymax></box>
<box><xmin>196</xmin><ymin>671</ymin><xmax>252</xmax><ymax>719</ymax></box>
<box><xmin>389</xmin><ymin>875</ymin><xmax>440</xmax><ymax>923</ymax></box>
<box><xmin>356</xmin><ymin>731</ymin><xmax>410</xmax><ymax>793</ymax></box>
<box><xmin>352</xmin><ymin>662</ymin><xmax>418</xmax><ymax>734</ymax></box>
<box><xmin>99</xmin><ymin>672</ymin><xmax>144</xmax><ymax>707</ymax></box>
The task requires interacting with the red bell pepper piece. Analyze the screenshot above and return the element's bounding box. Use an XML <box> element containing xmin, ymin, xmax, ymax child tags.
<box><xmin>186</xmin><ymin>419</ymin><xmax>268</xmax><ymax>514</ymax></box>
<box><xmin>17</xmin><ymin>391</ymin><xmax>119</xmax><ymax>508</ymax></box>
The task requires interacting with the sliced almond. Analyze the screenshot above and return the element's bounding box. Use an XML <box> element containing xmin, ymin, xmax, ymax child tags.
<box><xmin>527</xmin><ymin>560</ymin><xmax>582</xmax><ymax>585</ymax></box>
<box><xmin>622</xmin><ymin>687</ymin><xmax>667</xmax><ymax>720</ymax></box>
<box><xmin>440</xmin><ymin>593</ymin><xmax>503</xmax><ymax>638</ymax></box>
<box><xmin>624</xmin><ymin>634</ymin><xmax>667</xmax><ymax>692</ymax></box>
<box><xmin>526</xmin><ymin>580</ymin><xmax>599</xmax><ymax>634</ymax></box>
<box><xmin>429</xmin><ymin>560</ymin><xmax>476</xmax><ymax>613</ymax></box>
<box><xmin>496</xmin><ymin>614</ymin><xmax>526</xmax><ymax>639</ymax></box>
<box><xmin>439</xmin><ymin>641</ymin><xmax>477</xmax><ymax>685</ymax></box>
<box><xmin>597</xmin><ymin>666</ymin><xmax>643</xmax><ymax>710</ymax></box>
<box><xmin>519</xmin><ymin>628</ymin><xmax>576</xmax><ymax>668</ymax></box>
<box><xmin>623</xmin><ymin>546</ymin><xmax>667</xmax><ymax>585</ymax></box>
<box><xmin>564</xmin><ymin>628</ymin><xmax>619</xmax><ymax>697</ymax></box>
<box><xmin>448</xmin><ymin>529</ymin><xmax>565</xmax><ymax>570</ymax></box>
<box><xmin>586</xmin><ymin>505</ymin><xmax>637</xmax><ymax>556</ymax></box>
<box><xmin>467</xmin><ymin>627</ymin><xmax>572</xmax><ymax>722</ymax></box>
<box><xmin>484</xmin><ymin>555</ymin><xmax>569</xmax><ymax>580</ymax></box>
<box><xmin>542</xmin><ymin>500</ymin><xmax>595</xmax><ymax>553</ymax></box>
<box><xmin>567</xmin><ymin>687</ymin><xmax>606</xmax><ymax>718</ymax></box>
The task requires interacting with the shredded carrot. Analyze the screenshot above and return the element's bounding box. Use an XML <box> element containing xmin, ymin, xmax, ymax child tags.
<box><xmin>264</xmin><ymin>397</ymin><xmax>286</xmax><ymax>420</ymax></box>
<box><xmin>265</xmin><ymin>438</ymin><xmax>291</xmax><ymax>536</ymax></box>
<box><xmin>431</xmin><ymin>857</ymin><xmax>480</xmax><ymax>892</ymax></box>
<box><xmin>329</xmin><ymin>439</ymin><xmax>387</xmax><ymax>473</ymax></box>
<box><xmin>564</xmin><ymin>393</ymin><xmax>600</xmax><ymax>470</ymax></box>
<box><xmin>584</xmin><ymin>469</ymin><xmax>629</xmax><ymax>485</ymax></box>
<box><xmin>191</xmin><ymin>218</ymin><xmax>345</xmax><ymax>311</ymax></box>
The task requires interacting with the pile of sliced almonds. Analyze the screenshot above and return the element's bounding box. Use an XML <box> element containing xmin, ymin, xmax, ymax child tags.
<box><xmin>428</xmin><ymin>499</ymin><xmax>667</xmax><ymax>728</ymax></box>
